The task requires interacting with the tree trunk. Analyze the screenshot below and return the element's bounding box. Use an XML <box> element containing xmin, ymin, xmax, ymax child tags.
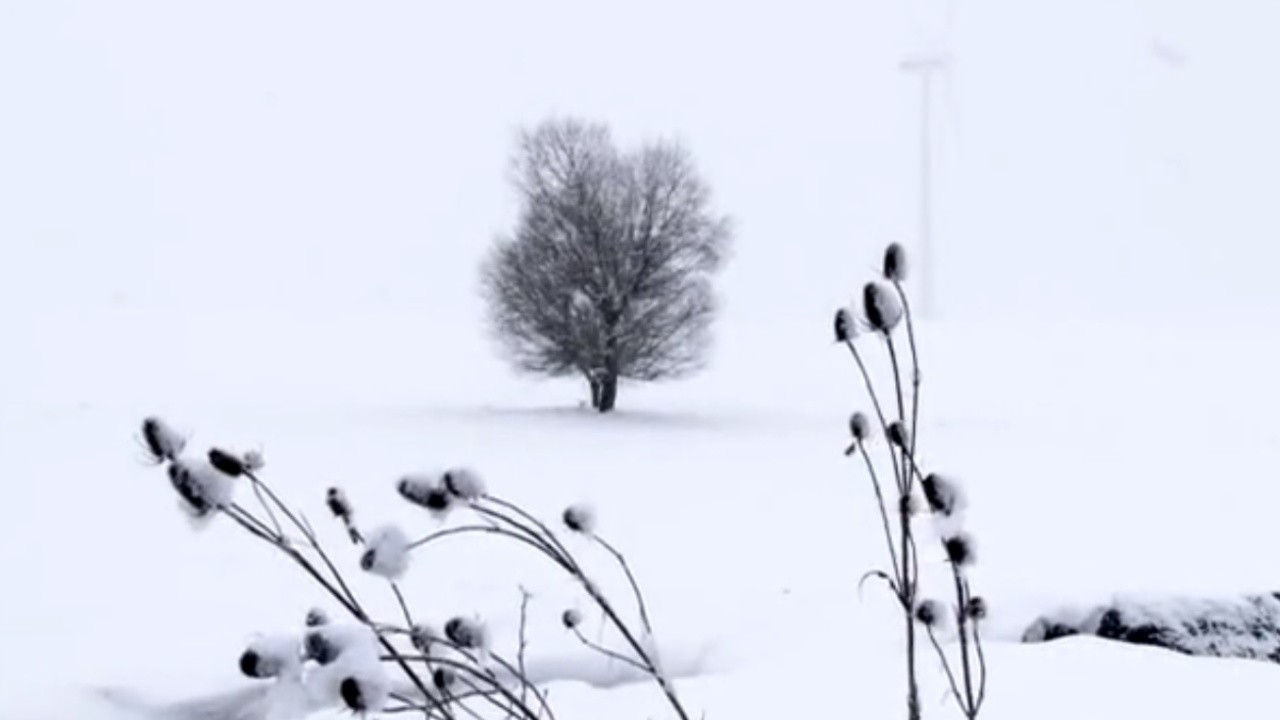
<box><xmin>597</xmin><ymin>371</ymin><xmax>618</xmax><ymax>413</ymax></box>
<box><xmin>588</xmin><ymin>375</ymin><xmax>602</xmax><ymax>410</ymax></box>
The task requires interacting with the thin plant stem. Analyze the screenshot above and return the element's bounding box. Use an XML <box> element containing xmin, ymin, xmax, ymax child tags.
<box><xmin>571</xmin><ymin>627</ymin><xmax>649</xmax><ymax>672</ymax></box>
<box><xmin>952</xmin><ymin>571</ymin><xmax>977</xmax><ymax>715</ymax></box>
<box><xmin>578</xmin><ymin>577</ymin><xmax>691</xmax><ymax>720</ymax></box>
<box><xmin>391</xmin><ymin>582</ymin><xmax>415</xmax><ymax>628</ymax></box>
<box><xmin>857</xmin><ymin>444</ymin><xmax>903</xmax><ymax>591</ymax></box>
<box><xmin>924</xmin><ymin>624</ymin><xmax>967</xmax><ymax>712</ymax></box>
<box><xmin>480</xmin><ymin>495</ymin><xmax>582</xmax><ymax>573</ymax></box>
<box><xmin>843</xmin><ymin>338</ymin><xmax>906</xmax><ymax>492</ymax></box>
<box><xmin>893</xmin><ymin>280</ymin><xmax>923</xmax><ymax>464</ymax></box>
<box><xmin>517</xmin><ymin>587</ymin><xmax>532</xmax><ymax>710</ymax></box>
<box><xmin>220</xmin><ymin>499</ymin><xmax>450</xmax><ymax>720</ymax></box>
<box><xmin>592</xmin><ymin>535</ymin><xmax>654</xmax><ymax>636</ymax></box>
<box><xmin>408</xmin><ymin>525</ymin><xmax>574</xmax><ymax>573</ymax></box>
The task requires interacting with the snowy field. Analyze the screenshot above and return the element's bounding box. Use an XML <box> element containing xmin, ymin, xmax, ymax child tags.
<box><xmin>5</xmin><ymin>0</ymin><xmax>1280</xmax><ymax>718</ymax></box>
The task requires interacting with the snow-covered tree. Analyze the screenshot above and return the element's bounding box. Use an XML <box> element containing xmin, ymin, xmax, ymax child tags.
<box><xmin>480</xmin><ymin>117</ymin><xmax>732</xmax><ymax>412</ymax></box>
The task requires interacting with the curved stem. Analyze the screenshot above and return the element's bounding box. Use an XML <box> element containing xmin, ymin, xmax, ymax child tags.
<box><xmin>858</xmin><ymin>444</ymin><xmax>903</xmax><ymax>592</ymax></box>
<box><xmin>592</xmin><ymin>535</ymin><xmax>655</xmax><ymax>636</ymax></box>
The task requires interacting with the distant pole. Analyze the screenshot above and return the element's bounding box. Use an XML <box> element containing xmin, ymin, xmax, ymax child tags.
<box><xmin>900</xmin><ymin>54</ymin><xmax>948</xmax><ymax>319</ymax></box>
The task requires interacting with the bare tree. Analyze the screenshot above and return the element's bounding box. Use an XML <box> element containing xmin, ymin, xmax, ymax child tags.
<box><xmin>481</xmin><ymin>118</ymin><xmax>731</xmax><ymax>412</ymax></box>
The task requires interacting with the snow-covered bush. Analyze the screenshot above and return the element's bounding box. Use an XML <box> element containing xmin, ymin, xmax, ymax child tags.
<box><xmin>836</xmin><ymin>243</ymin><xmax>988</xmax><ymax>720</ymax></box>
<box><xmin>1024</xmin><ymin>593</ymin><xmax>1280</xmax><ymax>662</ymax></box>
<box><xmin>132</xmin><ymin>422</ymin><xmax>692</xmax><ymax>720</ymax></box>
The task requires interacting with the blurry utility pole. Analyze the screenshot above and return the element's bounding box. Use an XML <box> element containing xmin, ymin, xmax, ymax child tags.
<box><xmin>900</xmin><ymin>53</ymin><xmax>949</xmax><ymax>319</ymax></box>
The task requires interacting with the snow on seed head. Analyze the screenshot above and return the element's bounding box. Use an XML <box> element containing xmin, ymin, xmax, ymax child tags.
<box><xmin>921</xmin><ymin>474</ymin><xmax>965</xmax><ymax>517</ymax></box>
<box><xmin>338</xmin><ymin>672</ymin><xmax>389</xmax><ymax>715</ymax></box>
<box><xmin>238</xmin><ymin>634</ymin><xmax>301</xmax><ymax>679</ymax></box>
<box><xmin>242</xmin><ymin>449</ymin><xmax>265</xmax><ymax>471</ymax></box>
<box><xmin>410</xmin><ymin>624</ymin><xmax>440</xmax><ymax>654</ymax></box>
<box><xmin>442</xmin><ymin>468</ymin><xmax>486</xmax><ymax>501</ymax></box>
<box><xmin>305</xmin><ymin>608</ymin><xmax>330</xmax><ymax>628</ymax></box>
<box><xmin>848</xmin><ymin>412</ymin><xmax>871</xmax><ymax>442</ymax></box>
<box><xmin>943</xmin><ymin>533</ymin><xmax>976</xmax><ymax>567</ymax></box>
<box><xmin>304</xmin><ymin>631</ymin><xmax>385</xmax><ymax>714</ymax></box>
<box><xmin>883</xmin><ymin>242</ymin><xmax>908</xmax><ymax>282</ymax></box>
<box><xmin>359</xmin><ymin>525</ymin><xmax>411</xmax><ymax>579</ymax></box>
<box><xmin>966</xmin><ymin>596</ymin><xmax>988</xmax><ymax>620</ymax></box>
<box><xmin>304</xmin><ymin>624</ymin><xmax>376</xmax><ymax>666</ymax></box>
<box><xmin>207</xmin><ymin>448</ymin><xmax>247</xmax><ymax>478</ymax></box>
<box><xmin>562</xmin><ymin>504</ymin><xmax>596</xmax><ymax>534</ymax></box>
<box><xmin>167</xmin><ymin>456</ymin><xmax>234</xmax><ymax>519</ymax></box>
<box><xmin>887</xmin><ymin>421</ymin><xmax>910</xmax><ymax>449</ymax></box>
<box><xmin>899</xmin><ymin>494</ymin><xmax>922</xmax><ymax>517</ymax></box>
<box><xmin>444</xmin><ymin>616</ymin><xmax>488</xmax><ymax>650</ymax></box>
<box><xmin>561</xmin><ymin>609</ymin><xmax>583</xmax><ymax>630</ymax></box>
<box><xmin>862</xmin><ymin>282</ymin><xmax>904</xmax><ymax>334</ymax></box>
<box><xmin>141</xmin><ymin>416</ymin><xmax>186</xmax><ymax>463</ymax></box>
<box><xmin>397</xmin><ymin>474</ymin><xmax>454</xmax><ymax>516</ymax></box>
<box><xmin>433</xmin><ymin>667</ymin><xmax>458</xmax><ymax>692</ymax></box>
<box><xmin>914</xmin><ymin>599</ymin><xmax>944</xmax><ymax>628</ymax></box>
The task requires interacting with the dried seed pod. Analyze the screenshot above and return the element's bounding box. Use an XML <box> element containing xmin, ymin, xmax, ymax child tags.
<box><xmin>915</xmin><ymin>599</ymin><xmax>943</xmax><ymax>628</ymax></box>
<box><xmin>444</xmin><ymin>617</ymin><xmax>487</xmax><ymax>650</ymax></box>
<box><xmin>305</xmin><ymin>607</ymin><xmax>330</xmax><ymax>627</ymax></box>
<box><xmin>442</xmin><ymin>468</ymin><xmax>486</xmax><ymax>501</ymax></box>
<box><xmin>208</xmin><ymin>448</ymin><xmax>246</xmax><ymax>477</ymax></box>
<box><xmin>886</xmin><ymin>421</ymin><xmax>910</xmax><ymax>449</ymax></box>
<box><xmin>943</xmin><ymin>533</ymin><xmax>975</xmax><ymax>567</ymax></box>
<box><xmin>883</xmin><ymin>242</ymin><xmax>908</xmax><ymax>282</ymax></box>
<box><xmin>834</xmin><ymin>307</ymin><xmax>855</xmax><ymax>342</ymax></box>
<box><xmin>141</xmin><ymin>416</ymin><xmax>186</xmax><ymax>462</ymax></box>
<box><xmin>562</xmin><ymin>504</ymin><xmax>596</xmax><ymax>534</ymax></box>
<box><xmin>326</xmin><ymin>487</ymin><xmax>354</xmax><ymax>522</ymax></box>
<box><xmin>921</xmin><ymin>474</ymin><xmax>965</xmax><ymax>517</ymax></box>
<box><xmin>862</xmin><ymin>282</ymin><xmax>904</xmax><ymax>334</ymax></box>
<box><xmin>848</xmin><ymin>412</ymin><xmax>871</xmax><ymax>442</ymax></box>
<box><xmin>561</xmin><ymin>609</ymin><xmax>583</xmax><ymax>630</ymax></box>
<box><xmin>966</xmin><ymin>596</ymin><xmax>988</xmax><ymax>620</ymax></box>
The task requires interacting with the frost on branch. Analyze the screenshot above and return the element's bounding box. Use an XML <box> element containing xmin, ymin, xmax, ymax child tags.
<box><xmin>359</xmin><ymin>525</ymin><xmax>411</xmax><ymax>579</ymax></box>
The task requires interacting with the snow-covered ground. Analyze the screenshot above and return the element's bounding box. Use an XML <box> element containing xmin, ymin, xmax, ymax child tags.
<box><xmin>5</xmin><ymin>0</ymin><xmax>1280</xmax><ymax>718</ymax></box>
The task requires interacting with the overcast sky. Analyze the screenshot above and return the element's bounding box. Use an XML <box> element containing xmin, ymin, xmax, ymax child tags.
<box><xmin>2</xmin><ymin>0</ymin><xmax>1278</xmax><ymax>331</ymax></box>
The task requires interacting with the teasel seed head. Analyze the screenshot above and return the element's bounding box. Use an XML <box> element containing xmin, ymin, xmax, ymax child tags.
<box><xmin>966</xmin><ymin>596</ymin><xmax>988</xmax><ymax>620</ymax></box>
<box><xmin>883</xmin><ymin>242</ymin><xmax>908</xmax><ymax>282</ymax></box>
<box><xmin>834</xmin><ymin>307</ymin><xmax>856</xmax><ymax>343</ymax></box>
<box><xmin>562</xmin><ymin>608</ymin><xmax>583</xmax><ymax>630</ymax></box>
<box><xmin>862</xmin><ymin>282</ymin><xmax>904</xmax><ymax>334</ymax></box>
<box><xmin>943</xmin><ymin>533</ymin><xmax>975</xmax><ymax>567</ymax></box>
<box><xmin>914</xmin><ymin>599</ymin><xmax>944</xmax><ymax>628</ymax></box>
<box><xmin>562</xmin><ymin>504</ymin><xmax>596</xmax><ymax>534</ymax></box>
